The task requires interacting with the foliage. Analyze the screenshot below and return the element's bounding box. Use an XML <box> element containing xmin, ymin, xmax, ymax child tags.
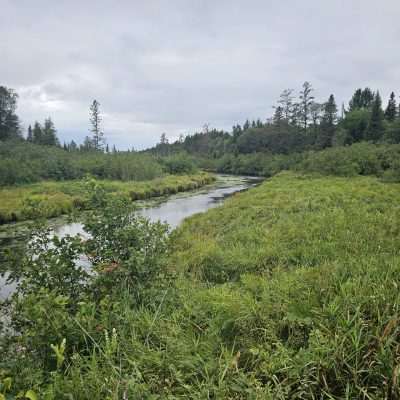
<box><xmin>0</xmin><ymin>172</ymin><xmax>215</xmax><ymax>224</ymax></box>
<box><xmin>1</xmin><ymin>173</ymin><xmax>400</xmax><ymax>398</ymax></box>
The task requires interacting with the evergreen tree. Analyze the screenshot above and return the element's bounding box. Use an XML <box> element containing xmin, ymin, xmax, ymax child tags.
<box><xmin>384</xmin><ymin>92</ymin><xmax>397</xmax><ymax>121</ymax></box>
<box><xmin>0</xmin><ymin>86</ymin><xmax>20</xmax><ymax>140</ymax></box>
<box><xmin>81</xmin><ymin>136</ymin><xmax>94</xmax><ymax>152</ymax></box>
<box><xmin>232</xmin><ymin>124</ymin><xmax>243</xmax><ymax>138</ymax></box>
<box><xmin>349</xmin><ymin>88</ymin><xmax>374</xmax><ymax>110</ymax></box>
<box><xmin>27</xmin><ymin>125</ymin><xmax>33</xmax><ymax>142</ymax></box>
<box><xmin>32</xmin><ymin>121</ymin><xmax>43</xmax><ymax>144</ymax></box>
<box><xmin>89</xmin><ymin>99</ymin><xmax>104</xmax><ymax>151</ymax></box>
<box><xmin>319</xmin><ymin>94</ymin><xmax>338</xmax><ymax>148</ymax></box>
<box><xmin>243</xmin><ymin>119</ymin><xmax>250</xmax><ymax>131</ymax></box>
<box><xmin>42</xmin><ymin>117</ymin><xmax>59</xmax><ymax>146</ymax></box>
<box><xmin>298</xmin><ymin>81</ymin><xmax>314</xmax><ymax>133</ymax></box>
<box><xmin>277</xmin><ymin>89</ymin><xmax>294</xmax><ymax>122</ymax></box>
<box><xmin>69</xmin><ymin>140</ymin><xmax>77</xmax><ymax>151</ymax></box>
<box><xmin>273</xmin><ymin>106</ymin><xmax>284</xmax><ymax>126</ymax></box>
<box><xmin>366</xmin><ymin>92</ymin><xmax>384</xmax><ymax>142</ymax></box>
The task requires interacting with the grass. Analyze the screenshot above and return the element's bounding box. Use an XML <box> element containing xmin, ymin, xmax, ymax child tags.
<box><xmin>0</xmin><ymin>172</ymin><xmax>215</xmax><ymax>224</ymax></box>
<box><xmin>2</xmin><ymin>172</ymin><xmax>400</xmax><ymax>398</ymax></box>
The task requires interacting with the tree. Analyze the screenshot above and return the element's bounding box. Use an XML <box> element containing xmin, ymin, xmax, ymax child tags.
<box><xmin>349</xmin><ymin>88</ymin><xmax>374</xmax><ymax>111</ymax></box>
<box><xmin>32</xmin><ymin>121</ymin><xmax>43</xmax><ymax>144</ymax></box>
<box><xmin>89</xmin><ymin>99</ymin><xmax>104</xmax><ymax>151</ymax></box>
<box><xmin>0</xmin><ymin>86</ymin><xmax>20</xmax><ymax>140</ymax></box>
<box><xmin>310</xmin><ymin>102</ymin><xmax>322</xmax><ymax>128</ymax></box>
<box><xmin>366</xmin><ymin>91</ymin><xmax>384</xmax><ymax>142</ymax></box>
<box><xmin>69</xmin><ymin>140</ymin><xmax>77</xmax><ymax>151</ymax></box>
<box><xmin>81</xmin><ymin>136</ymin><xmax>94</xmax><ymax>152</ymax></box>
<box><xmin>318</xmin><ymin>94</ymin><xmax>338</xmax><ymax>148</ymax></box>
<box><xmin>298</xmin><ymin>81</ymin><xmax>315</xmax><ymax>133</ymax></box>
<box><xmin>342</xmin><ymin>109</ymin><xmax>370</xmax><ymax>144</ymax></box>
<box><xmin>384</xmin><ymin>92</ymin><xmax>397</xmax><ymax>121</ymax></box>
<box><xmin>42</xmin><ymin>117</ymin><xmax>59</xmax><ymax>146</ymax></box>
<box><xmin>27</xmin><ymin>125</ymin><xmax>33</xmax><ymax>142</ymax></box>
<box><xmin>273</xmin><ymin>106</ymin><xmax>284</xmax><ymax>126</ymax></box>
<box><xmin>277</xmin><ymin>89</ymin><xmax>294</xmax><ymax>122</ymax></box>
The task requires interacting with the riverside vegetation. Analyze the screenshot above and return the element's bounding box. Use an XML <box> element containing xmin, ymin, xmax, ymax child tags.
<box><xmin>1</xmin><ymin>83</ymin><xmax>400</xmax><ymax>398</ymax></box>
<box><xmin>0</xmin><ymin>172</ymin><xmax>214</xmax><ymax>224</ymax></box>
<box><xmin>1</xmin><ymin>172</ymin><xmax>400</xmax><ymax>399</ymax></box>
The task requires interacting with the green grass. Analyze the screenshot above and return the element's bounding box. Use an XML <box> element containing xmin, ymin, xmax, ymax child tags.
<box><xmin>3</xmin><ymin>172</ymin><xmax>400</xmax><ymax>398</ymax></box>
<box><xmin>0</xmin><ymin>172</ymin><xmax>215</xmax><ymax>224</ymax></box>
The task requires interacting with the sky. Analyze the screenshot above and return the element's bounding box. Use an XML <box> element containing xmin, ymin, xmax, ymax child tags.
<box><xmin>1</xmin><ymin>0</ymin><xmax>399</xmax><ymax>149</ymax></box>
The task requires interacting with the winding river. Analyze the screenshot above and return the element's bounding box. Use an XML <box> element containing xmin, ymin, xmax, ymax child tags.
<box><xmin>0</xmin><ymin>175</ymin><xmax>261</xmax><ymax>299</ymax></box>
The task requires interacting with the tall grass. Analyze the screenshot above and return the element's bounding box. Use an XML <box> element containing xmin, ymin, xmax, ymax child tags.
<box><xmin>2</xmin><ymin>172</ymin><xmax>400</xmax><ymax>398</ymax></box>
<box><xmin>0</xmin><ymin>172</ymin><xmax>215</xmax><ymax>224</ymax></box>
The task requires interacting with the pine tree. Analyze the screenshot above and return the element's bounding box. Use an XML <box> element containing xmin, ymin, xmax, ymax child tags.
<box><xmin>384</xmin><ymin>92</ymin><xmax>397</xmax><ymax>121</ymax></box>
<box><xmin>366</xmin><ymin>91</ymin><xmax>384</xmax><ymax>142</ymax></box>
<box><xmin>298</xmin><ymin>81</ymin><xmax>315</xmax><ymax>133</ymax></box>
<box><xmin>89</xmin><ymin>99</ymin><xmax>104</xmax><ymax>151</ymax></box>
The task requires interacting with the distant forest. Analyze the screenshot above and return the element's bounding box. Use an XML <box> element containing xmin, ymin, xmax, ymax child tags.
<box><xmin>152</xmin><ymin>82</ymin><xmax>400</xmax><ymax>157</ymax></box>
<box><xmin>1</xmin><ymin>82</ymin><xmax>400</xmax><ymax>184</ymax></box>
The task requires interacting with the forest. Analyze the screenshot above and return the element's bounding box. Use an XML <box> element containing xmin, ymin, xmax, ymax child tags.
<box><xmin>1</xmin><ymin>81</ymin><xmax>400</xmax><ymax>399</ymax></box>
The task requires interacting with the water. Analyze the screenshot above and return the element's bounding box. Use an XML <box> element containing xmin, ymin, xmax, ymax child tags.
<box><xmin>0</xmin><ymin>175</ymin><xmax>261</xmax><ymax>299</ymax></box>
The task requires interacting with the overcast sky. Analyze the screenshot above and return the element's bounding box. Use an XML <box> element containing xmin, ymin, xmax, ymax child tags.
<box><xmin>1</xmin><ymin>1</ymin><xmax>399</xmax><ymax>149</ymax></box>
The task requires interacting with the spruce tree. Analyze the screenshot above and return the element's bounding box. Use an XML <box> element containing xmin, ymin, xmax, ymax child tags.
<box><xmin>89</xmin><ymin>99</ymin><xmax>104</xmax><ymax>151</ymax></box>
<box><xmin>384</xmin><ymin>92</ymin><xmax>397</xmax><ymax>121</ymax></box>
<box><xmin>32</xmin><ymin>121</ymin><xmax>43</xmax><ymax>144</ymax></box>
<box><xmin>0</xmin><ymin>86</ymin><xmax>20</xmax><ymax>140</ymax></box>
<box><xmin>298</xmin><ymin>81</ymin><xmax>315</xmax><ymax>133</ymax></box>
<box><xmin>273</xmin><ymin>106</ymin><xmax>284</xmax><ymax>126</ymax></box>
<box><xmin>319</xmin><ymin>94</ymin><xmax>338</xmax><ymax>148</ymax></box>
<box><xmin>42</xmin><ymin>117</ymin><xmax>59</xmax><ymax>146</ymax></box>
<box><xmin>366</xmin><ymin>92</ymin><xmax>384</xmax><ymax>142</ymax></box>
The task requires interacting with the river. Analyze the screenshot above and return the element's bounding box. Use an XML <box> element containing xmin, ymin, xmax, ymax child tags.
<box><xmin>0</xmin><ymin>174</ymin><xmax>261</xmax><ymax>300</ymax></box>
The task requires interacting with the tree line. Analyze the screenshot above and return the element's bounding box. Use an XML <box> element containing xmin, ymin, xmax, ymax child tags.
<box><xmin>153</xmin><ymin>82</ymin><xmax>400</xmax><ymax>158</ymax></box>
<box><xmin>0</xmin><ymin>86</ymin><xmax>109</xmax><ymax>152</ymax></box>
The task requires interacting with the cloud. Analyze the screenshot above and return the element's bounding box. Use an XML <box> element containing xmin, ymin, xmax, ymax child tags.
<box><xmin>1</xmin><ymin>0</ymin><xmax>399</xmax><ymax>149</ymax></box>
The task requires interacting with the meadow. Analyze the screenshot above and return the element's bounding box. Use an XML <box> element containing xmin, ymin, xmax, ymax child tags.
<box><xmin>1</xmin><ymin>172</ymin><xmax>399</xmax><ymax>398</ymax></box>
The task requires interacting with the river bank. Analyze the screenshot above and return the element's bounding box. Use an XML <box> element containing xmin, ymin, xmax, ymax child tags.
<box><xmin>0</xmin><ymin>174</ymin><xmax>261</xmax><ymax>300</ymax></box>
<box><xmin>0</xmin><ymin>172</ymin><xmax>215</xmax><ymax>224</ymax></box>
<box><xmin>2</xmin><ymin>172</ymin><xmax>399</xmax><ymax>398</ymax></box>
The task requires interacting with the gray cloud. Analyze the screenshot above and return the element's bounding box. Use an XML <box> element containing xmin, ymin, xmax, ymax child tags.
<box><xmin>1</xmin><ymin>0</ymin><xmax>399</xmax><ymax>149</ymax></box>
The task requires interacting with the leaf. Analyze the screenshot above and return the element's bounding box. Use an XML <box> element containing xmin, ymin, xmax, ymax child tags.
<box><xmin>2</xmin><ymin>377</ymin><xmax>12</xmax><ymax>392</ymax></box>
<box><xmin>0</xmin><ymin>394</ymin><xmax>5</xmax><ymax>400</ymax></box>
<box><xmin>25</xmin><ymin>390</ymin><xmax>38</xmax><ymax>400</ymax></box>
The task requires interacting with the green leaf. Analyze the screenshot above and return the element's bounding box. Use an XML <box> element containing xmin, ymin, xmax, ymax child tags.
<box><xmin>3</xmin><ymin>378</ymin><xmax>12</xmax><ymax>392</ymax></box>
<box><xmin>25</xmin><ymin>390</ymin><xmax>38</xmax><ymax>400</ymax></box>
